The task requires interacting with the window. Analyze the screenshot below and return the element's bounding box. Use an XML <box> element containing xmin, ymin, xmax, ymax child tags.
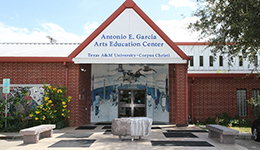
<box><xmin>189</xmin><ymin>56</ymin><xmax>194</xmax><ymax>67</ymax></box>
<box><xmin>252</xmin><ymin>89</ymin><xmax>260</xmax><ymax>116</ymax></box>
<box><xmin>200</xmin><ymin>56</ymin><xmax>203</xmax><ymax>67</ymax></box>
<box><xmin>209</xmin><ymin>56</ymin><xmax>214</xmax><ymax>67</ymax></box>
<box><xmin>239</xmin><ymin>56</ymin><xmax>243</xmax><ymax>67</ymax></box>
<box><xmin>219</xmin><ymin>56</ymin><xmax>223</xmax><ymax>67</ymax></box>
<box><xmin>237</xmin><ymin>89</ymin><xmax>247</xmax><ymax>116</ymax></box>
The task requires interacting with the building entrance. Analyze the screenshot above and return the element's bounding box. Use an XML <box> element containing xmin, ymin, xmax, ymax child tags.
<box><xmin>118</xmin><ymin>89</ymin><xmax>146</xmax><ymax>117</ymax></box>
<box><xmin>91</xmin><ymin>64</ymin><xmax>169</xmax><ymax>122</ymax></box>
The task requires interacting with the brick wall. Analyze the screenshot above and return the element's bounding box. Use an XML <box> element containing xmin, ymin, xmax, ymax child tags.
<box><xmin>169</xmin><ymin>64</ymin><xmax>188</xmax><ymax>125</ymax></box>
<box><xmin>3</xmin><ymin>62</ymin><xmax>259</xmax><ymax>126</ymax></box>
<box><xmin>78</xmin><ymin>64</ymin><xmax>91</xmax><ymax>124</ymax></box>
<box><xmin>0</xmin><ymin>62</ymin><xmax>67</xmax><ymax>85</ymax></box>
<box><xmin>0</xmin><ymin>62</ymin><xmax>85</xmax><ymax>127</ymax></box>
<box><xmin>169</xmin><ymin>64</ymin><xmax>176</xmax><ymax>123</ymax></box>
<box><xmin>188</xmin><ymin>77</ymin><xmax>260</xmax><ymax>123</ymax></box>
<box><xmin>66</xmin><ymin>63</ymin><xmax>80</xmax><ymax>126</ymax></box>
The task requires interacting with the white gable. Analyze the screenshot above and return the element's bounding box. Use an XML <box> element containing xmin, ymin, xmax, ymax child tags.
<box><xmin>73</xmin><ymin>9</ymin><xmax>187</xmax><ymax>64</ymax></box>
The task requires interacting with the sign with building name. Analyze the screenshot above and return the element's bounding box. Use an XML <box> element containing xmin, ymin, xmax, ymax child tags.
<box><xmin>86</xmin><ymin>33</ymin><xmax>170</xmax><ymax>59</ymax></box>
<box><xmin>73</xmin><ymin>9</ymin><xmax>186</xmax><ymax>64</ymax></box>
<box><xmin>94</xmin><ymin>34</ymin><xmax>164</xmax><ymax>48</ymax></box>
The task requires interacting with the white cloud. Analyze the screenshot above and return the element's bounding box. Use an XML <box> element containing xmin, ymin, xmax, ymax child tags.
<box><xmin>161</xmin><ymin>4</ymin><xmax>170</xmax><ymax>11</ymax></box>
<box><xmin>41</xmin><ymin>23</ymin><xmax>66</xmax><ymax>33</ymax></box>
<box><xmin>84</xmin><ymin>22</ymin><xmax>99</xmax><ymax>35</ymax></box>
<box><xmin>0</xmin><ymin>18</ymin><xmax>203</xmax><ymax>43</ymax></box>
<box><xmin>155</xmin><ymin>16</ymin><xmax>202</xmax><ymax>42</ymax></box>
<box><xmin>168</xmin><ymin>0</ymin><xmax>197</xmax><ymax>10</ymax></box>
<box><xmin>0</xmin><ymin>22</ymin><xmax>87</xmax><ymax>43</ymax></box>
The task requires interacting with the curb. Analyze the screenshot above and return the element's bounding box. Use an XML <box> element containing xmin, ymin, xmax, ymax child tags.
<box><xmin>236</xmin><ymin>133</ymin><xmax>252</xmax><ymax>140</ymax></box>
<box><xmin>0</xmin><ymin>133</ymin><xmax>23</xmax><ymax>140</ymax></box>
<box><xmin>0</xmin><ymin>132</ymin><xmax>253</xmax><ymax>140</ymax></box>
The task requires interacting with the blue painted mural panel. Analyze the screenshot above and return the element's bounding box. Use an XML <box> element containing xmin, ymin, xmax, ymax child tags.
<box><xmin>91</xmin><ymin>64</ymin><xmax>169</xmax><ymax>122</ymax></box>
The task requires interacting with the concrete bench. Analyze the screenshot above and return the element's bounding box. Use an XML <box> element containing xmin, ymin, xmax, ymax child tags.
<box><xmin>206</xmin><ymin>124</ymin><xmax>239</xmax><ymax>144</ymax></box>
<box><xmin>19</xmin><ymin>124</ymin><xmax>56</xmax><ymax>144</ymax></box>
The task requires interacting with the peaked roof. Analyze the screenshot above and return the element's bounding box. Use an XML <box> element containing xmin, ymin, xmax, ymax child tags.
<box><xmin>69</xmin><ymin>0</ymin><xmax>189</xmax><ymax>60</ymax></box>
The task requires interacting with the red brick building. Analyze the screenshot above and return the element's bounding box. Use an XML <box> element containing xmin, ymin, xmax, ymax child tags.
<box><xmin>0</xmin><ymin>0</ymin><xmax>259</xmax><ymax>126</ymax></box>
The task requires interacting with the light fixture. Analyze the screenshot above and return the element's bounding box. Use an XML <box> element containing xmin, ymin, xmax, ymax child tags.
<box><xmin>81</xmin><ymin>68</ymin><xmax>86</xmax><ymax>72</ymax></box>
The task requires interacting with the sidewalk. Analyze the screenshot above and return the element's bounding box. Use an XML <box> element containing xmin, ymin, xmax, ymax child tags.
<box><xmin>0</xmin><ymin>124</ymin><xmax>254</xmax><ymax>150</ymax></box>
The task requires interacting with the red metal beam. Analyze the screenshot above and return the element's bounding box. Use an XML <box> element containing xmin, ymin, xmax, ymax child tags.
<box><xmin>188</xmin><ymin>73</ymin><xmax>256</xmax><ymax>78</ymax></box>
<box><xmin>0</xmin><ymin>57</ymin><xmax>72</xmax><ymax>63</ymax></box>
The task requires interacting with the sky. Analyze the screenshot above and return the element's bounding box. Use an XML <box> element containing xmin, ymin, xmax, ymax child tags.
<box><xmin>0</xmin><ymin>0</ymin><xmax>201</xmax><ymax>43</ymax></box>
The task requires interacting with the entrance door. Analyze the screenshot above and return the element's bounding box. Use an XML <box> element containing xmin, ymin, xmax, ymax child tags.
<box><xmin>118</xmin><ymin>89</ymin><xmax>146</xmax><ymax>117</ymax></box>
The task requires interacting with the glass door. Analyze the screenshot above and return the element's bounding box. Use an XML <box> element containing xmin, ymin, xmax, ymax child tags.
<box><xmin>118</xmin><ymin>90</ymin><xmax>132</xmax><ymax>117</ymax></box>
<box><xmin>118</xmin><ymin>89</ymin><xmax>146</xmax><ymax>117</ymax></box>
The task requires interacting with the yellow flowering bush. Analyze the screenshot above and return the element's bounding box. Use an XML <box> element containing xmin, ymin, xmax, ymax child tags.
<box><xmin>30</xmin><ymin>84</ymin><xmax>71</xmax><ymax>129</ymax></box>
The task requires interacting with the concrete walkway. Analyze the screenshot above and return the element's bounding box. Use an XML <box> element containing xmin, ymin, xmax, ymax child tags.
<box><xmin>0</xmin><ymin>124</ymin><xmax>256</xmax><ymax>150</ymax></box>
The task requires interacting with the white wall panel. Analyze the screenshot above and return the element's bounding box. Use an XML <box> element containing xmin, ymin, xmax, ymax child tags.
<box><xmin>180</xmin><ymin>45</ymin><xmax>260</xmax><ymax>72</ymax></box>
<box><xmin>73</xmin><ymin>9</ymin><xmax>186</xmax><ymax>64</ymax></box>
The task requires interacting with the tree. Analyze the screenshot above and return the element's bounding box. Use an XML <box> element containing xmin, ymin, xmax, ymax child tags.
<box><xmin>247</xmin><ymin>95</ymin><xmax>260</xmax><ymax>117</ymax></box>
<box><xmin>189</xmin><ymin>0</ymin><xmax>260</xmax><ymax>69</ymax></box>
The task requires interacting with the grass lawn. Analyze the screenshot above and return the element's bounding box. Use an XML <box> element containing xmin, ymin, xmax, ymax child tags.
<box><xmin>230</xmin><ymin>127</ymin><xmax>251</xmax><ymax>133</ymax></box>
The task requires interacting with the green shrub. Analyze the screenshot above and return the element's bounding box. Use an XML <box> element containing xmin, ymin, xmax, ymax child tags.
<box><xmin>0</xmin><ymin>87</ymin><xmax>31</xmax><ymax>132</ymax></box>
<box><xmin>239</xmin><ymin>118</ymin><xmax>252</xmax><ymax>127</ymax></box>
<box><xmin>0</xmin><ymin>98</ymin><xmax>7</xmax><ymax>129</ymax></box>
<box><xmin>204</xmin><ymin>112</ymin><xmax>251</xmax><ymax>128</ymax></box>
<box><xmin>2</xmin><ymin>118</ymin><xmax>25</xmax><ymax>132</ymax></box>
<box><xmin>206</xmin><ymin>116</ymin><xmax>216</xmax><ymax>124</ymax></box>
<box><xmin>29</xmin><ymin>84</ymin><xmax>71</xmax><ymax>129</ymax></box>
<box><xmin>216</xmin><ymin>112</ymin><xmax>233</xmax><ymax>126</ymax></box>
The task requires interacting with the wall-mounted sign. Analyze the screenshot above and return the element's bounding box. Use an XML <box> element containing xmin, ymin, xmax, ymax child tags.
<box><xmin>73</xmin><ymin>9</ymin><xmax>187</xmax><ymax>64</ymax></box>
<box><xmin>2</xmin><ymin>78</ymin><xmax>10</xmax><ymax>93</ymax></box>
<box><xmin>94</xmin><ymin>34</ymin><xmax>164</xmax><ymax>48</ymax></box>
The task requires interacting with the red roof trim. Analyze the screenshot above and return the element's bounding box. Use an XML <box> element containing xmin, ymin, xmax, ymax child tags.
<box><xmin>132</xmin><ymin>5</ymin><xmax>189</xmax><ymax>60</ymax></box>
<box><xmin>69</xmin><ymin>0</ymin><xmax>189</xmax><ymax>60</ymax></box>
<box><xmin>124</xmin><ymin>0</ymin><xmax>135</xmax><ymax>8</ymax></box>
<box><xmin>188</xmin><ymin>73</ymin><xmax>256</xmax><ymax>78</ymax></box>
<box><xmin>175</xmin><ymin>42</ymin><xmax>211</xmax><ymax>46</ymax></box>
<box><xmin>0</xmin><ymin>57</ymin><xmax>72</xmax><ymax>63</ymax></box>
